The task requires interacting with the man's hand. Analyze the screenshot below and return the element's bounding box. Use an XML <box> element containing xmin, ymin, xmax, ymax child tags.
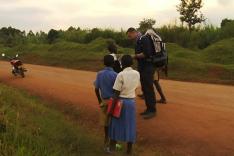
<box><xmin>135</xmin><ymin>53</ymin><xmax>145</xmax><ymax>59</ymax></box>
<box><xmin>131</xmin><ymin>54</ymin><xmax>137</xmax><ymax>59</ymax></box>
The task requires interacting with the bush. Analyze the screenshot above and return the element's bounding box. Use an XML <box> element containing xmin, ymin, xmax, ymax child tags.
<box><xmin>220</xmin><ymin>22</ymin><xmax>234</xmax><ymax>40</ymax></box>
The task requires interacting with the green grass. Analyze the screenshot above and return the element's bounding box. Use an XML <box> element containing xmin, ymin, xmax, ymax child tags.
<box><xmin>0</xmin><ymin>37</ymin><xmax>233</xmax><ymax>85</ymax></box>
<box><xmin>0</xmin><ymin>38</ymin><xmax>133</xmax><ymax>71</ymax></box>
<box><xmin>202</xmin><ymin>38</ymin><xmax>234</xmax><ymax>65</ymax></box>
<box><xmin>165</xmin><ymin>39</ymin><xmax>234</xmax><ymax>84</ymax></box>
<box><xmin>0</xmin><ymin>83</ymin><xmax>108</xmax><ymax>156</ymax></box>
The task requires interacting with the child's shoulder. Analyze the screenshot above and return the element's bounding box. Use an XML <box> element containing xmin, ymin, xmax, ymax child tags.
<box><xmin>98</xmin><ymin>68</ymin><xmax>117</xmax><ymax>76</ymax></box>
<box><xmin>109</xmin><ymin>70</ymin><xmax>118</xmax><ymax>77</ymax></box>
<box><xmin>119</xmin><ymin>68</ymin><xmax>139</xmax><ymax>75</ymax></box>
<box><xmin>96</xmin><ymin>69</ymin><xmax>106</xmax><ymax>77</ymax></box>
<box><xmin>132</xmin><ymin>69</ymin><xmax>140</xmax><ymax>76</ymax></box>
<box><xmin>97</xmin><ymin>69</ymin><xmax>104</xmax><ymax>74</ymax></box>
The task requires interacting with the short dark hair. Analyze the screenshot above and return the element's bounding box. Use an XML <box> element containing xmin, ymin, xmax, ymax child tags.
<box><xmin>104</xmin><ymin>55</ymin><xmax>114</xmax><ymax>67</ymax></box>
<box><xmin>126</xmin><ymin>27</ymin><xmax>137</xmax><ymax>34</ymax></box>
<box><xmin>121</xmin><ymin>55</ymin><xmax>133</xmax><ymax>68</ymax></box>
<box><xmin>107</xmin><ymin>43</ymin><xmax>117</xmax><ymax>54</ymax></box>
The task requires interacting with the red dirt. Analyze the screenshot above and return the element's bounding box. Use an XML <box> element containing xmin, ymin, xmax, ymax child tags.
<box><xmin>1</xmin><ymin>61</ymin><xmax>234</xmax><ymax>156</ymax></box>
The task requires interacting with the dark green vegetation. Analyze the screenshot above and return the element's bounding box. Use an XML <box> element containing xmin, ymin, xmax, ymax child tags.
<box><xmin>1</xmin><ymin>18</ymin><xmax>234</xmax><ymax>49</ymax></box>
<box><xmin>0</xmin><ymin>38</ymin><xmax>132</xmax><ymax>71</ymax></box>
<box><xmin>167</xmin><ymin>38</ymin><xmax>234</xmax><ymax>84</ymax></box>
<box><xmin>0</xmin><ymin>19</ymin><xmax>234</xmax><ymax>84</ymax></box>
<box><xmin>1</xmin><ymin>36</ymin><xmax>233</xmax><ymax>85</ymax></box>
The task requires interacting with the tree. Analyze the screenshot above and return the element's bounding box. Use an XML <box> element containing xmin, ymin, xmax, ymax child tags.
<box><xmin>221</xmin><ymin>18</ymin><xmax>234</xmax><ymax>28</ymax></box>
<box><xmin>0</xmin><ymin>27</ymin><xmax>26</xmax><ymax>47</ymax></box>
<box><xmin>67</xmin><ymin>26</ymin><xmax>76</xmax><ymax>32</ymax></box>
<box><xmin>47</xmin><ymin>29</ymin><xmax>59</xmax><ymax>44</ymax></box>
<box><xmin>177</xmin><ymin>0</ymin><xmax>206</xmax><ymax>32</ymax></box>
<box><xmin>138</xmin><ymin>18</ymin><xmax>156</xmax><ymax>33</ymax></box>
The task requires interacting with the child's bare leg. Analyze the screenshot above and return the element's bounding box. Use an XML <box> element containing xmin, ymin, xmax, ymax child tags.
<box><xmin>127</xmin><ymin>142</ymin><xmax>133</xmax><ymax>155</ymax></box>
<box><xmin>104</xmin><ymin>126</ymin><xmax>109</xmax><ymax>145</ymax></box>
<box><xmin>110</xmin><ymin>140</ymin><xmax>117</xmax><ymax>151</ymax></box>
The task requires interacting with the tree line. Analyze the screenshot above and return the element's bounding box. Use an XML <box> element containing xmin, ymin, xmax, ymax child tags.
<box><xmin>0</xmin><ymin>0</ymin><xmax>234</xmax><ymax>49</ymax></box>
<box><xmin>0</xmin><ymin>18</ymin><xmax>233</xmax><ymax>49</ymax></box>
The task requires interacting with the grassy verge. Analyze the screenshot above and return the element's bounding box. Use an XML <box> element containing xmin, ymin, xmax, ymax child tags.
<box><xmin>0</xmin><ymin>83</ymin><xmax>109</xmax><ymax>156</ymax></box>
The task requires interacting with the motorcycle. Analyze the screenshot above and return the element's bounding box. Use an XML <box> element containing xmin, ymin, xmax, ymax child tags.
<box><xmin>1</xmin><ymin>53</ymin><xmax>27</xmax><ymax>78</ymax></box>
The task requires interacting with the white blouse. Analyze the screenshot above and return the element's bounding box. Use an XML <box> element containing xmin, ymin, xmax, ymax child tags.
<box><xmin>113</xmin><ymin>67</ymin><xmax>140</xmax><ymax>98</ymax></box>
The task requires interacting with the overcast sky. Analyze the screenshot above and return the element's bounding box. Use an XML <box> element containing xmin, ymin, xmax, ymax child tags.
<box><xmin>0</xmin><ymin>0</ymin><xmax>233</xmax><ymax>32</ymax></box>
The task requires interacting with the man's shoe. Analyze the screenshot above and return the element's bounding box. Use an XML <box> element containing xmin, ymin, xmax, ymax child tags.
<box><xmin>137</xmin><ymin>94</ymin><xmax>145</xmax><ymax>99</ymax></box>
<box><xmin>143</xmin><ymin>112</ymin><xmax>156</xmax><ymax>119</ymax></box>
<box><xmin>140</xmin><ymin>110</ymin><xmax>148</xmax><ymax>116</ymax></box>
<box><xmin>104</xmin><ymin>147</ymin><xmax>114</xmax><ymax>154</ymax></box>
<box><xmin>157</xmin><ymin>99</ymin><xmax>167</xmax><ymax>104</ymax></box>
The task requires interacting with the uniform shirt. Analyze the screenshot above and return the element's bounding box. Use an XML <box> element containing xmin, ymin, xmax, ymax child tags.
<box><xmin>94</xmin><ymin>67</ymin><xmax>117</xmax><ymax>99</ymax></box>
<box><xmin>135</xmin><ymin>34</ymin><xmax>155</xmax><ymax>70</ymax></box>
<box><xmin>113</xmin><ymin>67</ymin><xmax>140</xmax><ymax>98</ymax></box>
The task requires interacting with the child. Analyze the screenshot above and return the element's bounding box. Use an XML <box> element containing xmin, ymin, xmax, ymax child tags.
<box><xmin>107</xmin><ymin>43</ymin><xmax>122</xmax><ymax>73</ymax></box>
<box><xmin>94</xmin><ymin>55</ymin><xmax>117</xmax><ymax>148</ymax></box>
<box><xmin>108</xmin><ymin>55</ymin><xmax>140</xmax><ymax>155</ymax></box>
<box><xmin>138</xmin><ymin>70</ymin><xmax>167</xmax><ymax>104</ymax></box>
<box><xmin>153</xmin><ymin>70</ymin><xmax>167</xmax><ymax>104</ymax></box>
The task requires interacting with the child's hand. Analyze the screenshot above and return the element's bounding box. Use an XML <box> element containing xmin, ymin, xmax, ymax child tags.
<box><xmin>99</xmin><ymin>102</ymin><xmax>107</xmax><ymax>113</ymax></box>
<box><xmin>107</xmin><ymin>113</ymin><xmax>112</xmax><ymax>118</ymax></box>
<box><xmin>99</xmin><ymin>102</ymin><xmax>105</xmax><ymax>108</ymax></box>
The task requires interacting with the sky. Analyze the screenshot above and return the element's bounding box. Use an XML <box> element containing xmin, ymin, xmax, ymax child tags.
<box><xmin>0</xmin><ymin>0</ymin><xmax>233</xmax><ymax>32</ymax></box>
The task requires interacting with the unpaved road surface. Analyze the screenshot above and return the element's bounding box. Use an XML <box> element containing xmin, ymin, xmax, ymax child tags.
<box><xmin>1</xmin><ymin>61</ymin><xmax>234</xmax><ymax>156</ymax></box>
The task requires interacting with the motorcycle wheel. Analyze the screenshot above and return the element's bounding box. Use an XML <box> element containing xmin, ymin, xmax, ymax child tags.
<box><xmin>19</xmin><ymin>68</ymin><xmax>25</xmax><ymax>78</ymax></box>
<box><xmin>12</xmin><ymin>70</ymin><xmax>17</xmax><ymax>76</ymax></box>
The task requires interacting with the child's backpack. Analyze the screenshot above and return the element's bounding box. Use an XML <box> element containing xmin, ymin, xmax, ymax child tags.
<box><xmin>110</xmin><ymin>53</ymin><xmax>122</xmax><ymax>73</ymax></box>
<box><xmin>113</xmin><ymin>60</ymin><xmax>122</xmax><ymax>73</ymax></box>
<box><xmin>145</xmin><ymin>29</ymin><xmax>168</xmax><ymax>76</ymax></box>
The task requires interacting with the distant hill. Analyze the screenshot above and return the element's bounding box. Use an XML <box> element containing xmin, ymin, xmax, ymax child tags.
<box><xmin>166</xmin><ymin>39</ymin><xmax>234</xmax><ymax>84</ymax></box>
<box><xmin>202</xmin><ymin>38</ymin><xmax>234</xmax><ymax>65</ymax></box>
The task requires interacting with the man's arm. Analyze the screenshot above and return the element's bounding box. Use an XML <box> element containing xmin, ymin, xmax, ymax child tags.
<box><xmin>141</xmin><ymin>36</ymin><xmax>153</xmax><ymax>58</ymax></box>
<box><xmin>134</xmin><ymin>53</ymin><xmax>145</xmax><ymax>59</ymax></box>
<box><xmin>134</xmin><ymin>36</ymin><xmax>152</xmax><ymax>59</ymax></box>
<box><xmin>134</xmin><ymin>39</ymin><xmax>145</xmax><ymax>59</ymax></box>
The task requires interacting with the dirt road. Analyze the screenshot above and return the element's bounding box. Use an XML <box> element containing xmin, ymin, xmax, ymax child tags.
<box><xmin>1</xmin><ymin>61</ymin><xmax>234</xmax><ymax>156</ymax></box>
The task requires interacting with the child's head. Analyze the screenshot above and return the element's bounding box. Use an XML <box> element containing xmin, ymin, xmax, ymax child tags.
<box><xmin>121</xmin><ymin>55</ymin><xmax>133</xmax><ymax>68</ymax></box>
<box><xmin>104</xmin><ymin>55</ymin><xmax>114</xmax><ymax>67</ymax></box>
<box><xmin>107</xmin><ymin>43</ymin><xmax>117</xmax><ymax>54</ymax></box>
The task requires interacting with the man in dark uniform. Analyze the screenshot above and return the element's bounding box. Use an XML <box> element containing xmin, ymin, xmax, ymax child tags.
<box><xmin>127</xmin><ymin>27</ymin><xmax>156</xmax><ymax>119</ymax></box>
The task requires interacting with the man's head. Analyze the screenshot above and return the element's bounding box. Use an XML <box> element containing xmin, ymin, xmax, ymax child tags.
<box><xmin>107</xmin><ymin>43</ymin><xmax>117</xmax><ymax>54</ymax></box>
<box><xmin>104</xmin><ymin>55</ymin><xmax>114</xmax><ymax>67</ymax></box>
<box><xmin>126</xmin><ymin>27</ymin><xmax>138</xmax><ymax>40</ymax></box>
<box><xmin>121</xmin><ymin>55</ymin><xmax>133</xmax><ymax>68</ymax></box>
